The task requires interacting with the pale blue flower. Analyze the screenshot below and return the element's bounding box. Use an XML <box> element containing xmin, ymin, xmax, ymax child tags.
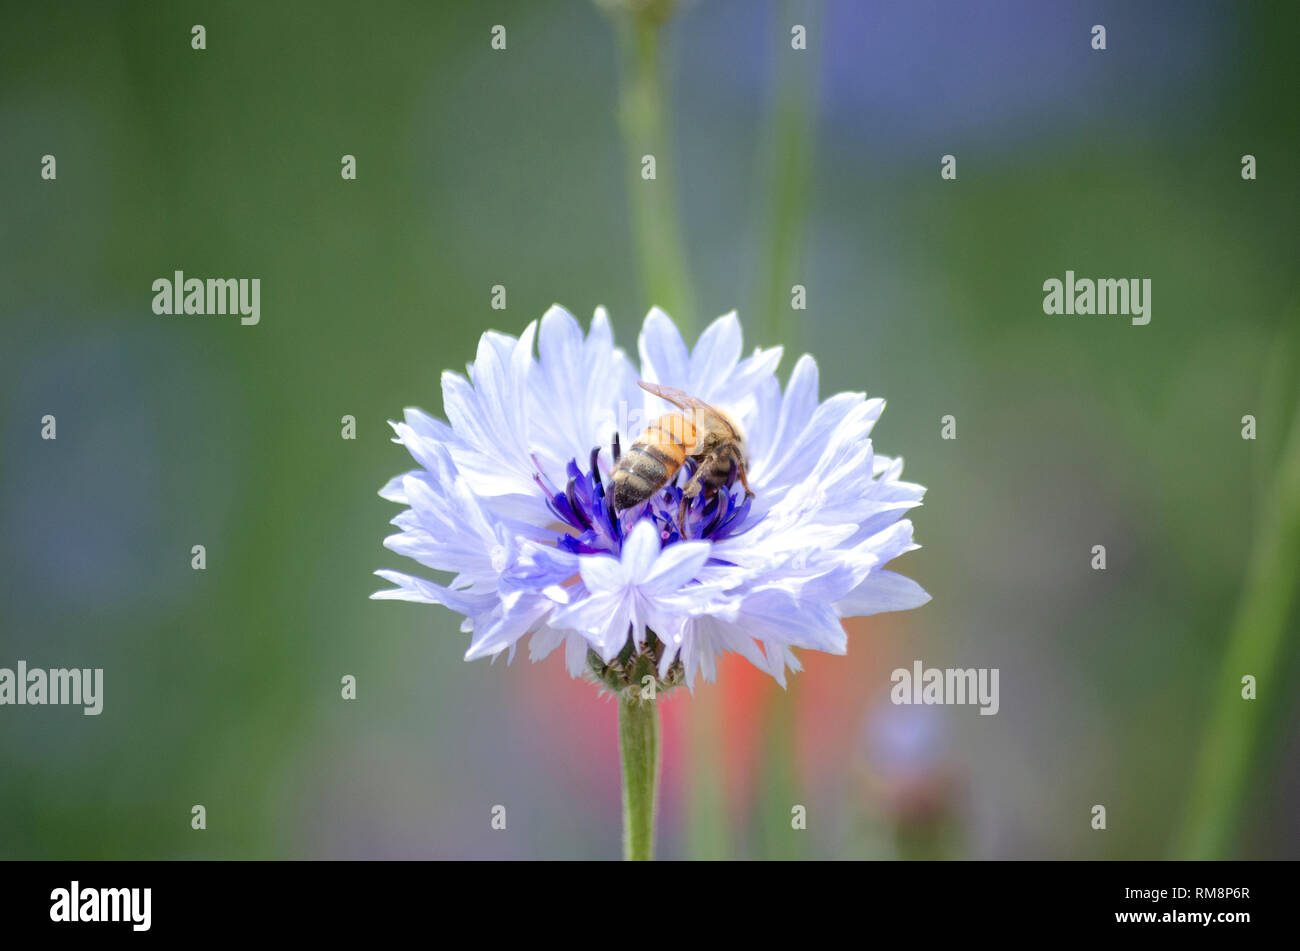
<box><xmin>373</xmin><ymin>306</ymin><xmax>929</xmax><ymax>688</ymax></box>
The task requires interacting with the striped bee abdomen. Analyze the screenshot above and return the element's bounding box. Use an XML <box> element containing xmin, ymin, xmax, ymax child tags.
<box><xmin>611</xmin><ymin>413</ymin><xmax>697</xmax><ymax>510</ymax></box>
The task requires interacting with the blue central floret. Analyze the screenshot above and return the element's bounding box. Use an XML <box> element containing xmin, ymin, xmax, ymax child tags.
<box><xmin>535</xmin><ymin>445</ymin><xmax>752</xmax><ymax>555</ymax></box>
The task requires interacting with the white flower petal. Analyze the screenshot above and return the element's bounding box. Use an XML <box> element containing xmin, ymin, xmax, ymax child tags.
<box><xmin>619</xmin><ymin>520</ymin><xmax>663</xmax><ymax>578</ymax></box>
<box><xmin>836</xmin><ymin>569</ymin><xmax>932</xmax><ymax>616</ymax></box>
<box><xmin>576</xmin><ymin>552</ymin><xmax>627</xmax><ymax>593</ymax></box>
<box><xmin>643</xmin><ymin>539</ymin><xmax>712</xmax><ymax>591</ymax></box>
<box><xmin>689</xmin><ymin>312</ymin><xmax>743</xmax><ymax>384</ymax></box>
<box><xmin>637</xmin><ymin>307</ymin><xmax>692</xmax><ymax>388</ymax></box>
<box><xmin>369</xmin><ymin>569</ymin><xmax>488</xmax><ymax>617</ymax></box>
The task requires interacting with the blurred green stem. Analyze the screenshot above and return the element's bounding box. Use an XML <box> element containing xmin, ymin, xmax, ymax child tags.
<box><xmin>607</xmin><ymin>0</ymin><xmax>712</xmax><ymax>860</ymax></box>
<box><xmin>756</xmin><ymin>0</ymin><xmax>819</xmax><ymax>348</ymax></box>
<box><xmin>752</xmin><ymin>0</ymin><xmax>819</xmax><ymax>859</ymax></box>
<box><xmin>619</xmin><ymin>693</ymin><xmax>660</xmax><ymax>861</ymax></box>
<box><xmin>614</xmin><ymin>6</ymin><xmax>696</xmax><ymax>333</ymax></box>
<box><xmin>1177</xmin><ymin>384</ymin><xmax>1300</xmax><ymax>858</ymax></box>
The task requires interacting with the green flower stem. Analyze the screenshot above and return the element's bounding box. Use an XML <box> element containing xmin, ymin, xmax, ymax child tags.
<box><xmin>751</xmin><ymin>2</ymin><xmax>819</xmax><ymax>857</ymax></box>
<box><xmin>1177</xmin><ymin>385</ymin><xmax>1300</xmax><ymax>858</ymax></box>
<box><xmin>613</xmin><ymin>6</ymin><xmax>696</xmax><ymax>334</ymax></box>
<box><xmin>756</xmin><ymin>0</ymin><xmax>819</xmax><ymax>348</ymax></box>
<box><xmin>619</xmin><ymin>692</ymin><xmax>661</xmax><ymax>861</ymax></box>
<box><xmin>607</xmin><ymin>3</ymin><xmax>700</xmax><ymax>856</ymax></box>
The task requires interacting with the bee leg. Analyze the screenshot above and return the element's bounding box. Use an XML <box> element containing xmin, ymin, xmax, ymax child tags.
<box><xmin>734</xmin><ymin>452</ymin><xmax>755</xmax><ymax>500</ymax></box>
<box><xmin>677</xmin><ymin>461</ymin><xmax>711</xmax><ymax>536</ymax></box>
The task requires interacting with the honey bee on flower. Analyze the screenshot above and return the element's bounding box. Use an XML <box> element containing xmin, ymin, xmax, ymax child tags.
<box><xmin>373</xmin><ymin>306</ymin><xmax>929</xmax><ymax>691</ymax></box>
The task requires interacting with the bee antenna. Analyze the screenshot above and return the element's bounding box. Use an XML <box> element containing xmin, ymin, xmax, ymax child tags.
<box><xmin>611</xmin><ymin>432</ymin><xmax>621</xmax><ymax>463</ymax></box>
<box><xmin>589</xmin><ymin>447</ymin><xmax>604</xmax><ymax>492</ymax></box>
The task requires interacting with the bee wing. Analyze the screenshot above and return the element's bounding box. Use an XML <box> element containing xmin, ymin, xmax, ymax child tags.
<box><xmin>637</xmin><ymin>380</ymin><xmax>733</xmax><ymax>433</ymax></box>
<box><xmin>638</xmin><ymin>380</ymin><xmax>714</xmax><ymax>413</ymax></box>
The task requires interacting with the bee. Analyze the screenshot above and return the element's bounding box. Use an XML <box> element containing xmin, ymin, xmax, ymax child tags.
<box><xmin>612</xmin><ymin>381</ymin><xmax>754</xmax><ymax>530</ymax></box>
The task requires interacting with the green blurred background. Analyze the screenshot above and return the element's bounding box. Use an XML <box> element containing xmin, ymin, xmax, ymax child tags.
<box><xmin>1</xmin><ymin>0</ymin><xmax>1297</xmax><ymax>859</ymax></box>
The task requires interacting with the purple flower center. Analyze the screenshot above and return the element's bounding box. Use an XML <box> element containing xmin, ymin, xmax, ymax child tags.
<box><xmin>534</xmin><ymin>442</ymin><xmax>752</xmax><ymax>555</ymax></box>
